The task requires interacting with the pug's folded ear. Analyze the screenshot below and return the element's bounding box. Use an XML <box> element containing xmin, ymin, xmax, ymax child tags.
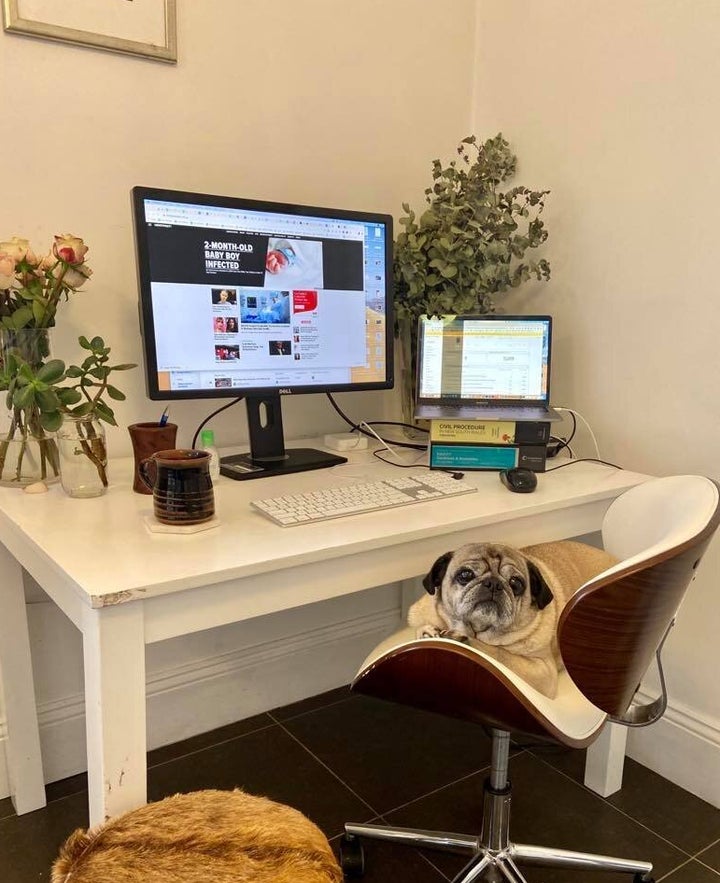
<box><xmin>527</xmin><ymin>561</ymin><xmax>554</xmax><ymax>609</ymax></box>
<box><xmin>423</xmin><ymin>551</ymin><xmax>453</xmax><ymax>595</ymax></box>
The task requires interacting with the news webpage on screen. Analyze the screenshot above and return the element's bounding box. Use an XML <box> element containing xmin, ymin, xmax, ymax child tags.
<box><xmin>142</xmin><ymin>199</ymin><xmax>388</xmax><ymax>392</ymax></box>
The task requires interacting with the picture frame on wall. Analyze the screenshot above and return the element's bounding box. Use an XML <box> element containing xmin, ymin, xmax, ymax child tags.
<box><xmin>2</xmin><ymin>0</ymin><xmax>177</xmax><ymax>63</ymax></box>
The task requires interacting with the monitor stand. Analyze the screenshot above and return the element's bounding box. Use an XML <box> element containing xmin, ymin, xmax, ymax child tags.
<box><xmin>219</xmin><ymin>393</ymin><xmax>347</xmax><ymax>481</ymax></box>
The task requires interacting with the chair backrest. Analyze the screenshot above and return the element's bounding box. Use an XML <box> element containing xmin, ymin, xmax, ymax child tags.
<box><xmin>557</xmin><ymin>475</ymin><xmax>720</xmax><ymax>717</ymax></box>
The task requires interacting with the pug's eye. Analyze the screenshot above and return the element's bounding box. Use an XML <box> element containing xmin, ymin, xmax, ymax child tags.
<box><xmin>455</xmin><ymin>568</ymin><xmax>475</xmax><ymax>586</ymax></box>
<box><xmin>509</xmin><ymin>576</ymin><xmax>525</xmax><ymax>595</ymax></box>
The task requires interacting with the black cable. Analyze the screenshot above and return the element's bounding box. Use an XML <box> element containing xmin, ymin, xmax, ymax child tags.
<box><xmin>545</xmin><ymin>457</ymin><xmax>623</xmax><ymax>472</ymax></box>
<box><xmin>548</xmin><ymin>411</ymin><xmax>577</xmax><ymax>459</ymax></box>
<box><xmin>372</xmin><ymin>449</ymin><xmax>426</xmax><ymax>468</ymax></box>
<box><xmin>191</xmin><ymin>395</ymin><xmax>245</xmax><ymax>448</ymax></box>
<box><xmin>326</xmin><ymin>393</ymin><xmax>428</xmax><ymax>451</ymax></box>
<box><xmin>548</xmin><ymin>437</ymin><xmax>575</xmax><ymax>458</ymax></box>
<box><xmin>564</xmin><ymin>409</ymin><xmax>577</xmax><ymax>446</ymax></box>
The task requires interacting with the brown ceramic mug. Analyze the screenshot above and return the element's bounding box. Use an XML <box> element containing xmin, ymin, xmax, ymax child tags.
<box><xmin>139</xmin><ymin>449</ymin><xmax>215</xmax><ymax>526</ymax></box>
<box><xmin>128</xmin><ymin>422</ymin><xmax>178</xmax><ymax>494</ymax></box>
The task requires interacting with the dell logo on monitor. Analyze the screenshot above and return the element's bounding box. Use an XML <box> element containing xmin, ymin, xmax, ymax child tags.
<box><xmin>278</xmin><ymin>388</ymin><xmax>292</xmax><ymax>395</ymax></box>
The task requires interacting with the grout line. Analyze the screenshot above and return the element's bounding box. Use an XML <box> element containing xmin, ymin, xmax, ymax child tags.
<box><xmin>271</xmin><ymin>693</ymin><xmax>354</xmax><ymax>725</ymax></box>
<box><xmin>657</xmin><ymin>856</ymin><xmax>720</xmax><ymax>881</ymax></box>
<box><xmin>529</xmin><ymin>750</ymin><xmax>697</xmax><ymax>859</ymax></box>
<box><xmin>268</xmin><ymin>712</ymin><xmax>379</xmax><ymax>821</ymax></box>
<box><xmin>275</xmin><ymin>699</ymin><xmax>495</xmax><ymax>833</ymax></box>
<box><xmin>146</xmin><ymin>720</ymin><xmax>277</xmax><ymax>772</ymax></box>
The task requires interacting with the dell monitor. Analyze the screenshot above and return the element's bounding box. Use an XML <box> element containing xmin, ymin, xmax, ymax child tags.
<box><xmin>131</xmin><ymin>186</ymin><xmax>393</xmax><ymax>479</ymax></box>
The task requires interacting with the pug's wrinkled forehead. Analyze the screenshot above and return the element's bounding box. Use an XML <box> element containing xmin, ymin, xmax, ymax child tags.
<box><xmin>449</xmin><ymin>543</ymin><xmax>527</xmax><ymax>578</ymax></box>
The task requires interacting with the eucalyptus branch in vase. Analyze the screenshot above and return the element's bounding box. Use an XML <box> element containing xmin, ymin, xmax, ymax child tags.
<box><xmin>58</xmin><ymin>336</ymin><xmax>136</xmax><ymax>487</ymax></box>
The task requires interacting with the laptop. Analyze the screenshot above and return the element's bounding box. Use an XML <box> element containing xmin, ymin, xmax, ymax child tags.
<box><xmin>413</xmin><ymin>314</ymin><xmax>562</xmax><ymax>422</ymax></box>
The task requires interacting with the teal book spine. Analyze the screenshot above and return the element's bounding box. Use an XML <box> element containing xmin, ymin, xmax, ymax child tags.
<box><xmin>429</xmin><ymin>444</ymin><xmax>546</xmax><ymax>472</ymax></box>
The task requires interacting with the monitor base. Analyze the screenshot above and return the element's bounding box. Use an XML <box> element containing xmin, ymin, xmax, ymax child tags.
<box><xmin>219</xmin><ymin>448</ymin><xmax>347</xmax><ymax>481</ymax></box>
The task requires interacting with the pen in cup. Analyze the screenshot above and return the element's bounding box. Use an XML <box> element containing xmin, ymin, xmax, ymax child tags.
<box><xmin>159</xmin><ymin>407</ymin><xmax>169</xmax><ymax>427</ymax></box>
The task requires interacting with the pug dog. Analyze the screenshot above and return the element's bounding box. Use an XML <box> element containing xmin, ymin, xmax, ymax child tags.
<box><xmin>408</xmin><ymin>540</ymin><xmax>618</xmax><ymax>698</ymax></box>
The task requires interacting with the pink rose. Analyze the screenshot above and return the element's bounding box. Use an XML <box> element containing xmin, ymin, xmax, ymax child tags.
<box><xmin>53</xmin><ymin>234</ymin><xmax>88</xmax><ymax>266</ymax></box>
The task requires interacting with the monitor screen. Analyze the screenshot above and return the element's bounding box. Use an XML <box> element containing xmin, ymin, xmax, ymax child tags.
<box><xmin>131</xmin><ymin>186</ymin><xmax>393</xmax><ymax>480</ymax></box>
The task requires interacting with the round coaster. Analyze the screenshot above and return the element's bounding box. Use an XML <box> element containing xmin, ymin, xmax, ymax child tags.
<box><xmin>143</xmin><ymin>515</ymin><xmax>220</xmax><ymax>534</ymax></box>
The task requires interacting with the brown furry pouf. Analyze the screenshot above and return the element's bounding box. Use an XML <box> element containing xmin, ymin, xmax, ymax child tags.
<box><xmin>51</xmin><ymin>789</ymin><xmax>342</xmax><ymax>883</ymax></box>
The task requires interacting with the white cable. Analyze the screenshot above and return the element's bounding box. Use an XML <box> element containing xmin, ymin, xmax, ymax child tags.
<box><xmin>359</xmin><ymin>420</ymin><xmax>404</xmax><ymax>461</ymax></box>
<box><xmin>555</xmin><ymin>407</ymin><xmax>601</xmax><ymax>460</ymax></box>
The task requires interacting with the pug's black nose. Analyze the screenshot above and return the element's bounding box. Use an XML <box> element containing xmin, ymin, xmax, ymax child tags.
<box><xmin>480</xmin><ymin>577</ymin><xmax>502</xmax><ymax>594</ymax></box>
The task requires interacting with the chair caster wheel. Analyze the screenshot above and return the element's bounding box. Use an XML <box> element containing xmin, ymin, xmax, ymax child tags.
<box><xmin>340</xmin><ymin>833</ymin><xmax>365</xmax><ymax>878</ymax></box>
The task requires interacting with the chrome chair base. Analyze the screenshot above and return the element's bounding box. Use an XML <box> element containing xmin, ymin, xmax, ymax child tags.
<box><xmin>343</xmin><ymin>731</ymin><xmax>654</xmax><ymax>882</ymax></box>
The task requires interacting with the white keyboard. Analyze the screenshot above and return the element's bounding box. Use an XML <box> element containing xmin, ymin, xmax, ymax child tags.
<box><xmin>251</xmin><ymin>472</ymin><xmax>478</xmax><ymax>526</ymax></box>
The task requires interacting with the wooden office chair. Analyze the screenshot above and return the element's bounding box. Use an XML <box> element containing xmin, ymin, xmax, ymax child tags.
<box><xmin>341</xmin><ymin>475</ymin><xmax>720</xmax><ymax>883</ymax></box>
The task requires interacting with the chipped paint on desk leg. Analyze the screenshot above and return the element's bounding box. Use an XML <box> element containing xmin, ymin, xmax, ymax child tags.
<box><xmin>82</xmin><ymin>601</ymin><xmax>147</xmax><ymax>826</ymax></box>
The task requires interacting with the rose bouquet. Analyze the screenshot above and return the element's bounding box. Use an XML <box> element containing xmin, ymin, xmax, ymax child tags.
<box><xmin>0</xmin><ymin>234</ymin><xmax>92</xmax><ymax>333</ymax></box>
<box><xmin>0</xmin><ymin>234</ymin><xmax>132</xmax><ymax>490</ymax></box>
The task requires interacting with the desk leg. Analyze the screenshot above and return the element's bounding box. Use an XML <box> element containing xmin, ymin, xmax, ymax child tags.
<box><xmin>584</xmin><ymin>721</ymin><xmax>627</xmax><ymax>797</ymax></box>
<box><xmin>82</xmin><ymin>602</ymin><xmax>146</xmax><ymax>826</ymax></box>
<box><xmin>0</xmin><ymin>547</ymin><xmax>46</xmax><ymax>814</ymax></box>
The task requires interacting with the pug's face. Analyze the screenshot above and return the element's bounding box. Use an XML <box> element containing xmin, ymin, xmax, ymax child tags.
<box><xmin>423</xmin><ymin>542</ymin><xmax>553</xmax><ymax>638</ymax></box>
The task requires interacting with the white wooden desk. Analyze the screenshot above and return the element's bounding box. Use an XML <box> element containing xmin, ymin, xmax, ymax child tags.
<box><xmin>0</xmin><ymin>448</ymin><xmax>648</xmax><ymax>825</ymax></box>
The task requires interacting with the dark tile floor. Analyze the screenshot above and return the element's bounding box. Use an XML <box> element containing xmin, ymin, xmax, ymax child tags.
<box><xmin>1</xmin><ymin>686</ymin><xmax>719</xmax><ymax>882</ymax></box>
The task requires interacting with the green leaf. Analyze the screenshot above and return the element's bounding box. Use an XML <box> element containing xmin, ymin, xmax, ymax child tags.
<box><xmin>13</xmin><ymin>385</ymin><xmax>35</xmax><ymax>408</ymax></box>
<box><xmin>36</xmin><ymin>388</ymin><xmax>61</xmax><ymax>412</ymax></box>
<box><xmin>94</xmin><ymin>400</ymin><xmax>117</xmax><ymax>426</ymax></box>
<box><xmin>111</xmin><ymin>363</ymin><xmax>137</xmax><ymax>371</ymax></box>
<box><xmin>90</xmin><ymin>336</ymin><xmax>104</xmax><ymax>350</ymax></box>
<box><xmin>69</xmin><ymin>401</ymin><xmax>93</xmax><ymax>417</ymax></box>
<box><xmin>31</xmin><ymin>300</ymin><xmax>47</xmax><ymax>325</ymax></box>
<box><xmin>41</xmin><ymin>410</ymin><xmax>63</xmax><ymax>432</ymax></box>
<box><xmin>78</xmin><ymin>336</ymin><xmax>92</xmax><ymax>349</ymax></box>
<box><xmin>18</xmin><ymin>363</ymin><xmax>34</xmax><ymax>382</ymax></box>
<box><xmin>11</xmin><ymin>306</ymin><xmax>33</xmax><ymax>329</ymax></box>
<box><xmin>57</xmin><ymin>388</ymin><xmax>82</xmax><ymax>405</ymax></box>
<box><xmin>36</xmin><ymin>359</ymin><xmax>66</xmax><ymax>384</ymax></box>
<box><xmin>106</xmin><ymin>385</ymin><xmax>126</xmax><ymax>401</ymax></box>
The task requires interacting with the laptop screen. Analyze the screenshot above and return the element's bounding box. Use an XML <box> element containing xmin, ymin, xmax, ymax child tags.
<box><xmin>415</xmin><ymin>315</ymin><xmax>553</xmax><ymax>406</ymax></box>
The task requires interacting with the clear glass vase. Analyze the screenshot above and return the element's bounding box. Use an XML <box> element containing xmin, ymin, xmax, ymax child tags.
<box><xmin>57</xmin><ymin>416</ymin><xmax>108</xmax><ymax>498</ymax></box>
<box><xmin>0</xmin><ymin>327</ymin><xmax>61</xmax><ymax>487</ymax></box>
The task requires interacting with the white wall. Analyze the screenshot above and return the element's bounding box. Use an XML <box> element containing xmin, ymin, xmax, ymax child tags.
<box><xmin>0</xmin><ymin>0</ymin><xmax>476</xmax><ymax>452</ymax></box>
<box><xmin>0</xmin><ymin>0</ymin><xmax>477</xmax><ymax>788</ymax></box>
<box><xmin>473</xmin><ymin>0</ymin><xmax>720</xmax><ymax>805</ymax></box>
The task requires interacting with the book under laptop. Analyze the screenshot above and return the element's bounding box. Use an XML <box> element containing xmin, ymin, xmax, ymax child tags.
<box><xmin>414</xmin><ymin>314</ymin><xmax>563</xmax><ymax>422</ymax></box>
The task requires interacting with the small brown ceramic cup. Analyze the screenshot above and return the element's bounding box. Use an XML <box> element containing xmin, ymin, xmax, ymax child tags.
<box><xmin>128</xmin><ymin>422</ymin><xmax>178</xmax><ymax>494</ymax></box>
<box><xmin>139</xmin><ymin>449</ymin><xmax>215</xmax><ymax>526</ymax></box>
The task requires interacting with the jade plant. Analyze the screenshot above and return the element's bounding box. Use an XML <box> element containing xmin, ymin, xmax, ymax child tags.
<box><xmin>57</xmin><ymin>336</ymin><xmax>137</xmax><ymax>487</ymax></box>
<box><xmin>0</xmin><ymin>335</ymin><xmax>135</xmax><ymax>485</ymax></box>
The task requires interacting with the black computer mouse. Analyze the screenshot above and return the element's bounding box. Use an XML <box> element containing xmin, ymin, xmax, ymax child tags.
<box><xmin>500</xmin><ymin>467</ymin><xmax>538</xmax><ymax>493</ymax></box>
